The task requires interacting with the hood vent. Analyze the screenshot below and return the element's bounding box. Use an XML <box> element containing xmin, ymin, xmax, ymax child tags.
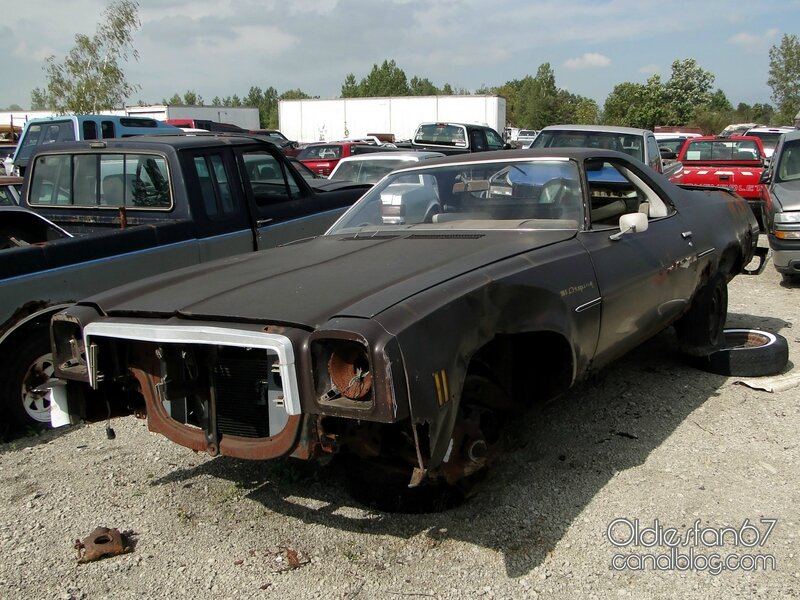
<box><xmin>408</xmin><ymin>233</ymin><xmax>484</xmax><ymax>240</ymax></box>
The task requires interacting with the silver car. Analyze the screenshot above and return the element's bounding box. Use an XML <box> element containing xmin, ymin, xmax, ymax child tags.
<box><xmin>328</xmin><ymin>151</ymin><xmax>444</xmax><ymax>184</ymax></box>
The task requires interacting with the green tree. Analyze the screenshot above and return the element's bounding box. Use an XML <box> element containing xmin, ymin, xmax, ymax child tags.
<box><xmin>664</xmin><ymin>58</ymin><xmax>715</xmax><ymax>125</ymax></box>
<box><xmin>31</xmin><ymin>0</ymin><xmax>141</xmax><ymax>113</ymax></box>
<box><xmin>163</xmin><ymin>91</ymin><xmax>204</xmax><ymax>105</ymax></box>
<box><xmin>602</xmin><ymin>82</ymin><xmax>643</xmax><ymax>125</ymax></box>
<box><xmin>341</xmin><ymin>74</ymin><xmax>359</xmax><ymax>98</ymax></box>
<box><xmin>707</xmin><ymin>89</ymin><xmax>733</xmax><ymax>113</ymax></box>
<box><xmin>768</xmin><ymin>34</ymin><xmax>800</xmax><ymax>124</ymax></box>
<box><xmin>409</xmin><ymin>76</ymin><xmax>439</xmax><ymax>96</ymax></box>
<box><xmin>359</xmin><ymin>60</ymin><xmax>410</xmax><ymax>97</ymax></box>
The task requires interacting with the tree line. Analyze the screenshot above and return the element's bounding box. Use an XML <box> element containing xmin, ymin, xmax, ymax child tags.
<box><xmin>11</xmin><ymin>1</ymin><xmax>800</xmax><ymax>133</ymax></box>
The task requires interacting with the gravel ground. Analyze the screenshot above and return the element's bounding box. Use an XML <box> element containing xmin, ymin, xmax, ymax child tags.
<box><xmin>1</xmin><ymin>258</ymin><xmax>798</xmax><ymax>600</ymax></box>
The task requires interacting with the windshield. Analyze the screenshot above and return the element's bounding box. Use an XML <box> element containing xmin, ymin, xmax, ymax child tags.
<box><xmin>775</xmin><ymin>140</ymin><xmax>800</xmax><ymax>183</ymax></box>
<box><xmin>532</xmin><ymin>130</ymin><xmax>644</xmax><ymax>162</ymax></box>
<box><xmin>328</xmin><ymin>158</ymin><xmax>584</xmax><ymax>234</ymax></box>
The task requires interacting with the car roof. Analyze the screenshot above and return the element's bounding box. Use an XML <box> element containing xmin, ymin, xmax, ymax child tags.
<box><xmin>745</xmin><ymin>126</ymin><xmax>795</xmax><ymax>133</ymax></box>
<box><xmin>27</xmin><ymin>132</ymin><xmax>278</xmax><ymax>154</ymax></box>
<box><xmin>539</xmin><ymin>124</ymin><xmax>651</xmax><ymax>135</ymax></box>
<box><xmin>335</xmin><ymin>151</ymin><xmax>444</xmax><ymax>163</ymax></box>
<box><xmin>401</xmin><ymin>147</ymin><xmax>640</xmax><ymax>169</ymax></box>
<box><xmin>779</xmin><ymin>129</ymin><xmax>800</xmax><ymax>143</ymax></box>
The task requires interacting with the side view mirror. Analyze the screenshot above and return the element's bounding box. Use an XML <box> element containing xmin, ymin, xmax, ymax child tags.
<box><xmin>759</xmin><ymin>170</ymin><xmax>771</xmax><ymax>184</ymax></box>
<box><xmin>610</xmin><ymin>212</ymin><xmax>649</xmax><ymax>240</ymax></box>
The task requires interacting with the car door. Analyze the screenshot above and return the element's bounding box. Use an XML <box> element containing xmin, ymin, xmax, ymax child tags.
<box><xmin>576</xmin><ymin>158</ymin><xmax>701</xmax><ymax>368</ymax></box>
<box><xmin>240</xmin><ymin>148</ymin><xmax>338</xmax><ymax>249</ymax></box>
<box><xmin>189</xmin><ymin>151</ymin><xmax>256</xmax><ymax>261</ymax></box>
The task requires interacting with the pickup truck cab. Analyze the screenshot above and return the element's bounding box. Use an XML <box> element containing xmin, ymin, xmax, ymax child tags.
<box><xmin>529</xmin><ymin>124</ymin><xmax>679</xmax><ymax>177</ymax></box>
<box><xmin>9</xmin><ymin>115</ymin><xmax>181</xmax><ymax>176</ymax></box>
<box><xmin>403</xmin><ymin>122</ymin><xmax>508</xmax><ymax>155</ymax></box>
<box><xmin>0</xmin><ymin>133</ymin><xmax>371</xmax><ymax>438</ymax></box>
<box><xmin>669</xmin><ymin>135</ymin><xmax>767</xmax><ymax>228</ymax></box>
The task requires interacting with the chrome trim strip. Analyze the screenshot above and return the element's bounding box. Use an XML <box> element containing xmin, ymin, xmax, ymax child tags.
<box><xmin>575</xmin><ymin>297</ymin><xmax>602</xmax><ymax>313</ymax></box>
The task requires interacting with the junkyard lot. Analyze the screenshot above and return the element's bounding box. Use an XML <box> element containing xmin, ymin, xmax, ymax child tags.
<box><xmin>0</xmin><ymin>260</ymin><xmax>798</xmax><ymax>599</ymax></box>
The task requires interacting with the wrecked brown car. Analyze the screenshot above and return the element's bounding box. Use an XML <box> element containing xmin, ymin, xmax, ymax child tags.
<box><xmin>51</xmin><ymin>148</ymin><xmax>759</xmax><ymax>497</ymax></box>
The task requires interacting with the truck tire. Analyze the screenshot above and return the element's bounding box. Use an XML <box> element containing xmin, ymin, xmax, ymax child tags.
<box><xmin>675</xmin><ymin>273</ymin><xmax>727</xmax><ymax>357</ymax></box>
<box><xmin>1</xmin><ymin>323</ymin><xmax>54</xmax><ymax>434</ymax></box>
<box><xmin>697</xmin><ymin>329</ymin><xmax>789</xmax><ymax>377</ymax></box>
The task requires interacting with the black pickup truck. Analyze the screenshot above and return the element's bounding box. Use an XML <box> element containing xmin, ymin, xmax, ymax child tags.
<box><xmin>0</xmin><ymin>134</ymin><xmax>370</xmax><ymax>438</ymax></box>
<box><xmin>396</xmin><ymin>122</ymin><xmax>509</xmax><ymax>155</ymax></box>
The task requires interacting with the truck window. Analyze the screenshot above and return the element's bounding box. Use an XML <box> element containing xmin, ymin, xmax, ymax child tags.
<box><xmin>193</xmin><ymin>154</ymin><xmax>236</xmax><ymax>219</ymax></box>
<box><xmin>470</xmin><ymin>130</ymin><xmax>487</xmax><ymax>152</ymax></box>
<box><xmin>101</xmin><ymin>121</ymin><xmax>116</xmax><ymax>139</ymax></box>
<box><xmin>30</xmin><ymin>152</ymin><xmax>172</xmax><ymax>209</ymax></box>
<box><xmin>242</xmin><ymin>151</ymin><xmax>301</xmax><ymax>210</ymax></box>
<box><xmin>485</xmin><ymin>128</ymin><xmax>505</xmax><ymax>150</ymax></box>
<box><xmin>646</xmin><ymin>135</ymin><xmax>661</xmax><ymax>171</ymax></box>
<box><xmin>83</xmin><ymin>121</ymin><xmax>98</xmax><ymax>140</ymax></box>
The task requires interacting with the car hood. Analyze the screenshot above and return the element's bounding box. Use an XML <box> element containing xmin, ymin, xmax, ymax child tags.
<box><xmin>771</xmin><ymin>180</ymin><xmax>800</xmax><ymax>212</ymax></box>
<box><xmin>88</xmin><ymin>230</ymin><xmax>576</xmax><ymax>329</ymax></box>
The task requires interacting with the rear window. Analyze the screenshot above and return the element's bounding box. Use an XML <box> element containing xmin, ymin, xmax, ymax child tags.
<box><xmin>297</xmin><ymin>145</ymin><xmax>342</xmax><ymax>160</ymax></box>
<box><xmin>29</xmin><ymin>152</ymin><xmax>172</xmax><ymax>209</ymax></box>
<box><xmin>683</xmin><ymin>140</ymin><xmax>761</xmax><ymax>161</ymax></box>
<box><xmin>414</xmin><ymin>124</ymin><xmax>468</xmax><ymax>147</ymax></box>
<box><xmin>531</xmin><ymin>130</ymin><xmax>644</xmax><ymax>161</ymax></box>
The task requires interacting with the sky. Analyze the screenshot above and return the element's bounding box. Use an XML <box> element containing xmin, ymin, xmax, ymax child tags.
<box><xmin>1</xmin><ymin>0</ymin><xmax>798</xmax><ymax>113</ymax></box>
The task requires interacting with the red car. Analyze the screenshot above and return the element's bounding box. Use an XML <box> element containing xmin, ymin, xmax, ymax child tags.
<box><xmin>296</xmin><ymin>142</ymin><xmax>373</xmax><ymax>177</ymax></box>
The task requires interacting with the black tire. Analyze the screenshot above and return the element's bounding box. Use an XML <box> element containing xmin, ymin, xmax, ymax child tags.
<box><xmin>675</xmin><ymin>274</ymin><xmax>728</xmax><ymax>357</ymax></box>
<box><xmin>696</xmin><ymin>329</ymin><xmax>789</xmax><ymax>377</ymax></box>
<box><xmin>1</xmin><ymin>324</ymin><xmax>55</xmax><ymax>434</ymax></box>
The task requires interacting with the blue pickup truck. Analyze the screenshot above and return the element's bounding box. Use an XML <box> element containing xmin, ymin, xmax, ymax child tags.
<box><xmin>0</xmin><ymin>133</ymin><xmax>370</xmax><ymax>438</ymax></box>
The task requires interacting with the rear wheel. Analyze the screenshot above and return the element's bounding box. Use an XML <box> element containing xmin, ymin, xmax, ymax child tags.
<box><xmin>675</xmin><ymin>273</ymin><xmax>727</xmax><ymax>357</ymax></box>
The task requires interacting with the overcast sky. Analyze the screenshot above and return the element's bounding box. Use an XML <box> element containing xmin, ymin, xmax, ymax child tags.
<box><xmin>2</xmin><ymin>0</ymin><xmax>797</xmax><ymax>112</ymax></box>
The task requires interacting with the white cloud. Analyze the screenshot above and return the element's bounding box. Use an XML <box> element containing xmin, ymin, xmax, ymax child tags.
<box><xmin>563</xmin><ymin>53</ymin><xmax>611</xmax><ymax>70</ymax></box>
<box><xmin>729</xmin><ymin>28</ymin><xmax>780</xmax><ymax>49</ymax></box>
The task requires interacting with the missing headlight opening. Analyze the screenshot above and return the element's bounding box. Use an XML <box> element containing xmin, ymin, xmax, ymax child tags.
<box><xmin>326</xmin><ymin>341</ymin><xmax>373</xmax><ymax>400</ymax></box>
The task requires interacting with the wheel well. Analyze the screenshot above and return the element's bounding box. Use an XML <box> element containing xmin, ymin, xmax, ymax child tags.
<box><xmin>0</xmin><ymin>306</ymin><xmax>65</xmax><ymax>367</ymax></box>
<box><xmin>468</xmin><ymin>331</ymin><xmax>574</xmax><ymax>407</ymax></box>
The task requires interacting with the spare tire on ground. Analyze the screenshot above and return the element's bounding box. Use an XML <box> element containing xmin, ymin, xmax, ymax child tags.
<box><xmin>691</xmin><ymin>328</ymin><xmax>789</xmax><ymax>377</ymax></box>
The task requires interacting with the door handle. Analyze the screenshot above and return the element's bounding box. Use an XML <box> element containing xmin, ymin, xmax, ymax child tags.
<box><xmin>681</xmin><ymin>231</ymin><xmax>693</xmax><ymax>240</ymax></box>
<box><xmin>257</xmin><ymin>218</ymin><xmax>273</xmax><ymax>227</ymax></box>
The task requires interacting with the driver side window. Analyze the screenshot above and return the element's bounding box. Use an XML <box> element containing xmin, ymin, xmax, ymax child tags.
<box><xmin>587</xmin><ymin>161</ymin><xmax>672</xmax><ymax>228</ymax></box>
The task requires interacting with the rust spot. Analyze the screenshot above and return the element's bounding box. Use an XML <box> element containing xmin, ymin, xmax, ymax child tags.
<box><xmin>328</xmin><ymin>344</ymin><xmax>372</xmax><ymax>399</ymax></box>
<box><xmin>75</xmin><ymin>527</ymin><xmax>132</xmax><ymax>563</ymax></box>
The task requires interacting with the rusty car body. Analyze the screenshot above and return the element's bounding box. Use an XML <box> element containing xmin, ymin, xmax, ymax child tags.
<box><xmin>51</xmin><ymin>148</ymin><xmax>759</xmax><ymax>492</ymax></box>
